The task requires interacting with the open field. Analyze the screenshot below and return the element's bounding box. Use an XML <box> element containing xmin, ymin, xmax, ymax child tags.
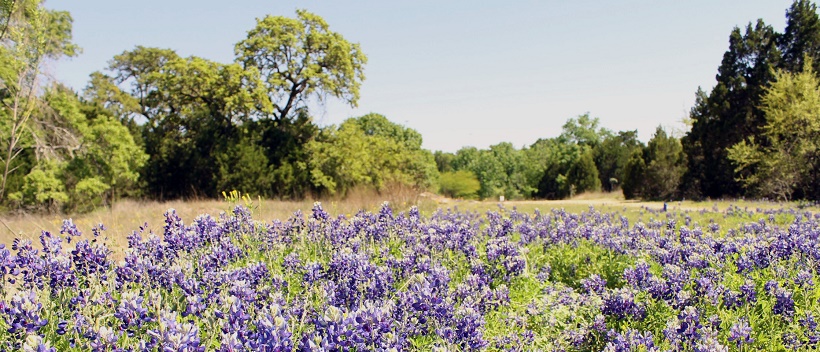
<box><xmin>2</xmin><ymin>194</ymin><xmax>820</xmax><ymax>350</ymax></box>
<box><xmin>2</xmin><ymin>192</ymin><xmax>817</xmax><ymax>254</ymax></box>
<box><xmin>5</xmin><ymin>191</ymin><xmax>820</xmax><ymax>350</ymax></box>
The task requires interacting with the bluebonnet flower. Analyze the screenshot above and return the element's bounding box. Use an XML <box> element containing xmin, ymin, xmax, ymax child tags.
<box><xmin>283</xmin><ymin>252</ymin><xmax>301</xmax><ymax>273</ymax></box>
<box><xmin>581</xmin><ymin>274</ymin><xmax>607</xmax><ymax>294</ymax></box>
<box><xmin>677</xmin><ymin>306</ymin><xmax>703</xmax><ymax>341</ymax></box>
<box><xmin>623</xmin><ymin>261</ymin><xmax>652</xmax><ymax>290</ymax></box>
<box><xmin>2</xmin><ymin>290</ymin><xmax>48</xmax><ymax>334</ymax></box>
<box><xmin>91</xmin><ymin>223</ymin><xmax>106</xmax><ymax>238</ymax></box>
<box><xmin>739</xmin><ymin>281</ymin><xmax>757</xmax><ymax>304</ymax></box>
<box><xmin>60</xmin><ymin>219</ymin><xmax>82</xmax><ymax>241</ymax></box>
<box><xmin>90</xmin><ymin>325</ymin><xmax>120</xmax><ymax>352</ymax></box>
<box><xmin>22</xmin><ymin>335</ymin><xmax>56</xmax><ymax>352</ymax></box>
<box><xmin>71</xmin><ymin>239</ymin><xmax>111</xmax><ymax>278</ymax></box>
<box><xmin>250</xmin><ymin>306</ymin><xmax>293</xmax><ymax>351</ymax></box>
<box><xmin>536</xmin><ymin>265</ymin><xmax>551</xmax><ymax>282</ymax></box>
<box><xmin>728</xmin><ymin>318</ymin><xmax>753</xmax><ymax>347</ymax></box>
<box><xmin>795</xmin><ymin>269</ymin><xmax>814</xmax><ymax>289</ymax></box>
<box><xmin>147</xmin><ymin>310</ymin><xmax>204</xmax><ymax>352</ymax></box>
<box><xmin>445</xmin><ymin>305</ymin><xmax>488</xmax><ymax>350</ymax></box>
<box><xmin>722</xmin><ymin>289</ymin><xmax>742</xmax><ymax>310</ymax></box>
<box><xmin>485</xmin><ymin>236</ymin><xmax>525</xmax><ymax>281</ymax></box>
<box><xmin>602</xmin><ymin>288</ymin><xmax>646</xmax><ymax>321</ymax></box>
<box><xmin>183</xmin><ymin>294</ymin><xmax>206</xmax><ymax>318</ymax></box>
<box><xmin>0</xmin><ymin>243</ymin><xmax>17</xmax><ymax>279</ymax></box>
<box><xmin>218</xmin><ymin>331</ymin><xmax>244</xmax><ymax>352</ymax></box>
<box><xmin>303</xmin><ymin>262</ymin><xmax>324</xmax><ymax>285</ymax></box>
<box><xmin>772</xmin><ymin>286</ymin><xmax>795</xmax><ymax>318</ymax></box>
<box><xmin>604</xmin><ymin>329</ymin><xmax>658</xmax><ymax>352</ymax></box>
<box><xmin>800</xmin><ymin>312</ymin><xmax>820</xmax><ymax>345</ymax></box>
<box><xmin>783</xmin><ymin>332</ymin><xmax>802</xmax><ymax>350</ymax></box>
<box><xmin>695</xmin><ymin>328</ymin><xmax>728</xmax><ymax>352</ymax></box>
<box><xmin>311</xmin><ymin>202</ymin><xmax>330</xmax><ymax>222</ymax></box>
<box><xmin>115</xmin><ymin>291</ymin><xmax>152</xmax><ymax>329</ymax></box>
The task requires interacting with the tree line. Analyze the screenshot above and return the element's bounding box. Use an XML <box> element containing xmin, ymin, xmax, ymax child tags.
<box><xmin>3</xmin><ymin>1</ymin><xmax>820</xmax><ymax>213</ymax></box>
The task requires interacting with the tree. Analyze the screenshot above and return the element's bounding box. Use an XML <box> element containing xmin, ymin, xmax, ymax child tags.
<box><xmin>352</xmin><ymin>113</ymin><xmax>423</xmax><ymax>149</ymax></box>
<box><xmin>215</xmin><ymin>133</ymin><xmax>275</xmax><ymax>198</ymax></box>
<box><xmin>534</xmin><ymin>137</ymin><xmax>581</xmax><ymax>200</ymax></box>
<box><xmin>728</xmin><ymin>60</ymin><xmax>820</xmax><ymax>200</ymax></box>
<box><xmin>0</xmin><ymin>0</ymin><xmax>78</xmax><ymax>202</ymax></box>
<box><xmin>450</xmin><ymin>144</ymin><xmax>532</xmax><ymax>200</ymax></box>
<box><xmin>306</xmin><ymin>115</ymin><xmax>437</xmax><ymax>196</ymax></box>
<box><xmin>434</xmin><ymin>151</ymin><xmax>455</xmax><ymax>173</ymax></box>
<box><xmin>438</xmin><ymin>170</ymin><xmax>480</xmax><ymax>199</ymax></box>
<box><xmin>567</xmin><ymin>150</ymin><xmax>601</xmax><ymax>195</ymax></box>
<box><xmin>643</xmin><ymin>127</ymin><xmax>685</xmax><ymax>200</ymax></box>
<box><xmin>559</xmin><ymin>113</ymin><xmax>610</xmax><ymax>149</ymax></box>
<box><xmin>621</xmin><ymin>150</ymin><xmax>646</xmax><ymax>199</ymax></box>
<box><xmin>681</xmin><ymin>20</ymin><xmax>780</xmax><ymax>199</ymax></box>
<box><xmin>593</xmin><ymin>130</ymin><xmax>642</xmax><ymax>192</ymax></box>
<box><xmin>343</xmin><ymin>114</ymin><xmax>438</xmax><ymax>190</ymax></box>
<box><xmin>780</xmin><ymin>0</ymin><xmax>820</xmax><ymax>73</ymax></box>
<box><xmin>235</xmin><ymin>9</ymin><xmax>367</xmax><ymax>122</ymax></box>
<box><xmin>88</xmin><ymin>10</ymin><xmax>368</xmax><ymax>200</ymax></box>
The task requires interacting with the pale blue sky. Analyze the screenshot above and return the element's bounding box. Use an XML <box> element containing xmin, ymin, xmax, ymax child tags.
<box><xmin>50</xmin><ymin>1</ymin><xmax>793</xmax><ymax>152</ymax></box>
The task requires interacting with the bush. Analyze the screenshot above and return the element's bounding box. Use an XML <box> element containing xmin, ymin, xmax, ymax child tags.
<box><xmin>438</xmin><ymin>170</ymin><xmax>480</xmax><ymax>199</ymax></box>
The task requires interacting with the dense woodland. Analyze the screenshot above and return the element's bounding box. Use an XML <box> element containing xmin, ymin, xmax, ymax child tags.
<box><xmin>4</xmin><ymin>1</ymin><xmax>820</xmax><ymax>213</ymax></box>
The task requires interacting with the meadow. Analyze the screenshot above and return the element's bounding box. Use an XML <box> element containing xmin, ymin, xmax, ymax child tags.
<box><xmin>1</xmin><ymin>195</ymin><xmax>819</xmax><ymax>351</ymax></box>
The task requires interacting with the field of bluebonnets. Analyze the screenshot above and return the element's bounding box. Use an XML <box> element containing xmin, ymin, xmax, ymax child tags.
<box><xmin>1</xmin><ymin>200</ymin><xmax>820</xmax><ymax>351</ymax></box>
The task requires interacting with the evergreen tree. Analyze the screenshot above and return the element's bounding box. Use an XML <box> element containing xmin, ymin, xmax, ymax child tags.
<box><xmin>593</xmin><ymin>130</ymin><xmax>642</xmax><ymax>192</ymax></box>
<box><xmin>780</xmin><ymin>0</ymin><xmax>820</xmax><ymax>73</ymax></box>
<box><xmin>567</xmin><ymin>150</ymin><xmax>601</xmax><ymax>195</ymax></box>
<box><xmin>644</xmin><ymin>127</ymin><xmax>685</xmax><ymax>200</ymax></box>
<box><xmin>681</xmin><ymin>20</ymin><xmax>780</xmax><ymax>199</ymax></box>
<box><xmin>621</xmin><ymin>150</ymin><xmax>646</xmax><ymax>200</ymax></box>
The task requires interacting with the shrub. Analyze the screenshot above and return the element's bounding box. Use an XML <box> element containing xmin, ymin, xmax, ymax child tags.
<box><xmin>439</xmin><ymin>170</ymin><xmax>481</xmax><ymax>199</ymax></box>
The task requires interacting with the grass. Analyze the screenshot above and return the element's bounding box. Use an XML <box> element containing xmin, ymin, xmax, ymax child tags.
<box><xmin>1</xmin><ymin>191</ymin><xmax>818</xmax><ymax>257</ymax></box>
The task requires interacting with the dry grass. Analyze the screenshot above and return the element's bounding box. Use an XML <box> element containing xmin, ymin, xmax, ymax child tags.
<box><xmin>0</xmin><ymin>189</ymin><xmax>439</xmax><ymax>255</ymax></box>
<box><xmin>570</xmin><ymin>190</ymin><xmax>626</xmax><ymax>201</ymax></box>
<box><xmin>2</xmin><ymin>189</ymin><xmax>818</xmax><ymax>257</ymax></box>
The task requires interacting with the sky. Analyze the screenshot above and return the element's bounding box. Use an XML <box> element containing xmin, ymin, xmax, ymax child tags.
<box><xmin>49</xmin><ymin>0</ymin><xmax>794</xmax><ymax>152</ymax></box>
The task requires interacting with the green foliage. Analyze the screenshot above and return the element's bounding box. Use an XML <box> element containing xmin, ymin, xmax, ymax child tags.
<box><xmin>235</xmin><ymin>9</ymin><xmax>367</xmax><ymax>121</ymax></box>
<box><xmin>642</xmin><ymin>127</ymin><xmax>685</xmax><ymax>200</ymax></box>
<box><xmin>353</xmin><ymin>113</ymin><xmax>423</xmax><ymax>149</ymax></box>
<box><xmin>0</xmin><ymin>0</ymin><xmax>78</xmax><ymax>203</ymax></box>
<box><xmin>621</xmin><ymin>150</ymin><xmax>646</xmax><ymax>200</ymax></box>
<box><xmin>567</xmin><ymin>149</ymin><xmax>601</xmax><ymax>195</ymax></box>
<box><xmin>438</xmin><ymin>170</ymin><xmax>480</xmax><ymax>199</ymax></box>
<box><xmin>10</xmin><ymin>160</ymin><xmax>68</xmax><ymax>212</ymax></box>
<box><xmin>0</xmin><ymin>85</ymin><xmax>146</xmax><ymax>212</ymax></box>
<box><xmin>71</xmin><ymin>177</ymin><xmax>109</xmax><ymax>212</ymax></box>
<box><xmin>559</xmin><ymin>113</ymin><xmax>610</xmax><ymax>149</ymax></box>
<box><xmin>449</xmin><ymin>143</ymin><xmax>536</xmax><ymax>200</ymax></box>
<box><xmin>541</xmin><ymin>240</ymin><xmax>636</xmax><ymax>290</ymax></box>
<box><xmin>433</xmin><ymin>151</ymin><xmax>455</xmax><ymax>173</ymax></box>
<box><xmin>594</xmin><ymin>130</ymin><xmax>643</xmax><ymax>192</ymax></box>
<box><xmin>681</xmin><ymin>20</ymin><xmax>779</xmax><ymax>199</ymax></box>
<box><xmin>622</xmin><ymin>127</ymin><xmax>684</xmax><ymax>200</ymax></box>
<box><xmin>780</xmin><ymin>0</ymin><xmax>820</xmax><ymax>73</ymax></box>
<box><xmin>44</xmin><ymin>88</ymin><xmax>147</xmax><ymax>211</ymax></box>
<box><xmin>682</xmin><ymin>1</ymin><xmax>820</xmax><ymax>200</ymax></box>
<box><xmin>535</xmin><ymin>138</ymin><xmax>580</xmax><ymax>200</ymax></box>
<box><xmin>306</xmin><ymin>115</ymin><xmax>437</xmax><ymax>196</ymax></box>
<box><xmin>728</xmin><ymin>60</ymin><xmax>820</xmax><ymax>200</ymax></box>
<box><xmin>216</xmin><ymin>135</ymin><xmax>275</xmax><ymax>198</ymax></box>
<box><xmin>82</xmin><ymin>10</ymin><xmax>369</xmax><ymax>202</ymax></box>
